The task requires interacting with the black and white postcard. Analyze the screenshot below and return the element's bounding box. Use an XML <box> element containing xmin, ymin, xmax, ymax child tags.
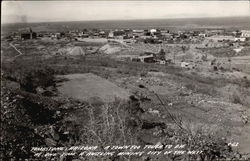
<box><xmin>1</xmin><ymin>1</ymin><xmax>250</xmax><ymax>160</ymax></box>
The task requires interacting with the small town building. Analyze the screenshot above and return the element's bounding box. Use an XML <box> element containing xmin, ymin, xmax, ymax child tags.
<box><xmin>234</xmin><ymin>37</ymin><xmax>246</xmax><ymax>42</ymax></box>
<box><xmin>108</xmin><ymin>31</ymin><xmax>114</xmax><ymax>38</ymax></box>
<box><xmin>206</xmin><ymin>35</ymin><xmax>235</xmax><ymax>42</ymax></box>
<box><xmin>150</xmin><ymin>29</ymin><xmax>157</xmax><ymax>34</ymax></box>
<box><xmin>198</xmin><ymin>33</ymin><xmax>207</xmax><ymax>37</ymax></box>
<box><xmin>82</xmin><ymin>33</ymin><xmax>89</xmax><ymax>38</ymax></box>
<box><xmin>133</xmin><ymin>29</ymin><xmax>144</xmax><ymax>33</ymax></box>
<box><xmin>138</xmin><ymin>54</ymin><xmax>155</xmax><ymax>63</ymax></box>
<box><xmin>20</xmin><ymin>28</ymin><xmax>37</xmax><ymax>40</ymax></box>
<box><xmin>233</xmin><ymin>46</ymin><xmax>244</xmax><ymax>53</ymax></box>
<box><xmin>132</xmin><ymin>30</ymin><xmax>144</xmax><ymax>37</ymax></box>
<box><xmin>241</xmin><ymin>30</ymin><xmax>250</xmax><ymax>38</ymax></box>
<box><xmin>205</xmin><ymin>29</ymin><xmax>225</xmax><ymax>36</ymax></box>
<box><xmin>99</xmin><ymin>31</ymin><xmax>106</xmax><ymax>38</ymax></box>
<box><xmin>113</xmin><ymin>30</ymin><xmax>125</xmax><ymax>37</ymax></box>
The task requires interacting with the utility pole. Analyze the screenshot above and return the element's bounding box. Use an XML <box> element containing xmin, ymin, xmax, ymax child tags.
<box><xmin>228</xmin><ymin>56</ymin><xmax>232</xmax><ymax>71</ymax></box>
<box><xmin>173</xmin><ymin>52</ymin><xmax>176</xmax><ymax>64</ymax></box>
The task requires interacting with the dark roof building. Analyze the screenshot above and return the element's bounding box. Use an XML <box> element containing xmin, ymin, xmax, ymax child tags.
<box><xmin>20</xmin><ymin>28</ymin><xmax>37</xmax><ymax>40</ymax></box>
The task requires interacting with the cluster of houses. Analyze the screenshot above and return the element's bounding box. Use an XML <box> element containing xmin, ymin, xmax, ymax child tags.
<box><xmin>5</xmin><ymin>26</ymin><xmax>250</xmax><ymax>43</ymax></box>
<box><xmin>200</xmin><ymin>29</ymin><xmax>250</xmax><ymax>42</ymax></box>
<box><xmin>120</xmin><ymin>49</ymin><xmax>170</xmax><ymax>65</ymax></box>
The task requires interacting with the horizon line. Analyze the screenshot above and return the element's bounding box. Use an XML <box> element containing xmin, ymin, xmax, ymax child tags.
<box><xmin>2</xmin><ymin>15</ymin><xmax>250</xmax><ymax>25</ymax></box>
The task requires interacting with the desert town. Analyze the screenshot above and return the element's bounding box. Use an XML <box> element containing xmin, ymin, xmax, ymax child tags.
<box><xmin>2</xmin><ymin>22</ymin><xmax>250</xmax><ymax>160</ymax></box>
<box><xmin>4</xmin><ymin>27</ymin><xmax>250</xmax><ymax>68</ymax></box>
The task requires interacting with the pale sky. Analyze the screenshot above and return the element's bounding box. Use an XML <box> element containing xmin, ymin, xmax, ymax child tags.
<box><xmin>2</xmin><ymin>1</ymin><xmax>250</xmax><ymax>23</ymax></box>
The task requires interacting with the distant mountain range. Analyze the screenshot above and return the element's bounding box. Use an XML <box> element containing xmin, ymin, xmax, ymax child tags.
<box><xmin>2</xmin><ymin>16</ymin><xmax>250</xmax><ymax>34</ymax></box>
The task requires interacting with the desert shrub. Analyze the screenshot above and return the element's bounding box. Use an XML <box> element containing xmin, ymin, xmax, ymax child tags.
<box><xmin>185</xmin><ymin>82</ymin><xmax>217</xmax><ymax>96</ymax></box>
<box><xmin>202</xmin><ymin>47</ymin><xmax>237</xmax><ymax>57</ymax></box>
<box><xmin>86</xmin><ymin>101</ymin><xmax>141</xmax><ymax>145</ymax></box>
<box><xmin>1</xmin><ymin>87</ymin><xmax>60</xmax><ymax>160</ymax></box>
<box><xmin>1</xmin><ymin>125</ymin><xmax>45</xmax><ymax>160</ymax></box>
<box><xmin>2</xmin><ymin>56</ymin><xmax>56</xmax><ymax>93</ymax></box>
<box><xmin>149</xmin><ymin>68</ymin><xmax>160</xmax><ymax>72</ymax></box>
<box><xmin>100</xmin><ymin>59</ymin><xmax>109</xmax><ymax>67</ymax></box>
<box><xmin>229</xmin><ymin>86</ymin><xmax>250</xmax><ymax>106</ymax></box>
<box><xmin>161</xmin><ymin>126</ymin><xmax>241</xmax><ymax>161</ymax></box>
<box><xmin>185</xmin><ymin>83</ymin><xmax>196</xmax><ymax>91</ymax></box>
<box><xmin>19</xmin><ymin>67</ymin><xmax>55</xmax><ymax>93</ymax></box>
<box><xmin>1</xmin><ymin>85</ymin><xmax>244</xmax><ymax>160</ymax></box>
<box><xmin>231</xmin><ymin>91</ymin><xmax>242</xmax><ymax>104</ymax></box>
<box><xmin>240</xmin><ymin>76</ymin><xmax>250</xmax><ymax>88</ymax></box>
<box><xmin>140</xmin><ymin>70</ymin><xmax>148</xmax><ymax>77</ymax></box>
<box><xmin>177</xmin><ymin>71</ymin><xmax>250</xmax><ymax>90</ymax></box>
<box><xmin>116</xmin><ymin>66</ymin><xmax>139</xmax><ymax>76</ymax></box>
<box><xmin>196</xmin><ymin>85</ymin><xmax>217</xmax><ymax>96</ymax></box>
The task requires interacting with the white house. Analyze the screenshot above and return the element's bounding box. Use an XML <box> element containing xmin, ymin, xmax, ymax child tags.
<box><xmin>150</xmin><ymin>29</ymin><xmax>157</xmax><ymax>33</ymax></box>
<box><xmin>234</xmin><ymin>37</ymin><xmax>246</xmax><ymax>42</ymax></box>
<box><xmin>108</xmin><ymin>31</ymin><xmax>114</xmax><ymax>38</ymax></box>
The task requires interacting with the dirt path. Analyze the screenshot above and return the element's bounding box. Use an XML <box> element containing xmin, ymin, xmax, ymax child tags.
<box><xmin>9</xmin><ymin>43</ymin><xmax>24</xmax><ymax>59</ymax></box>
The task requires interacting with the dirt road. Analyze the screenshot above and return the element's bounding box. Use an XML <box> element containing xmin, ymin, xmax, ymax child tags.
<box><xmin>9</xmin><ymin>43</ymin><xmax>24</xmax><ymax>59</ymax></box>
